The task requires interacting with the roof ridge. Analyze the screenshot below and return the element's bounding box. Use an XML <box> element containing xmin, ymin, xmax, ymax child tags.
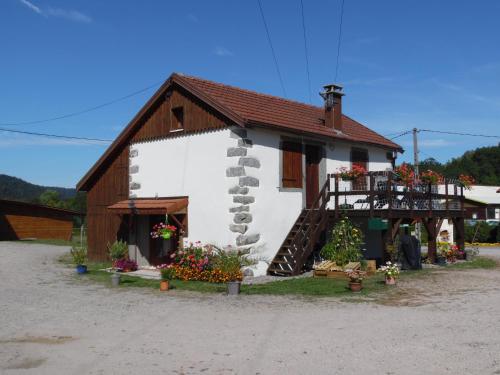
<box><xmin>181</xmin><ymin>74</ymin><xmax>324</xmax><ymax>112</ymax></box>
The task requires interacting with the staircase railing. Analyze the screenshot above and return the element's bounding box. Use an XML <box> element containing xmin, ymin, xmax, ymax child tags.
<box><xmin>288</xmin><ymin>175</ymin><xmax>332</xmax><ymax>274</ymax></box>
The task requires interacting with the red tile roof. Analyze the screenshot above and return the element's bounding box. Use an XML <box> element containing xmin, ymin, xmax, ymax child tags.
<box><xmin>180</xmin><ymin>75</ymin><xmax>402</xmax><ymax>151</ymax></box>
<box><xmin>77</xmin><ymin>73</ymin><xmax>401</xmax><ymax>191</ymax></box>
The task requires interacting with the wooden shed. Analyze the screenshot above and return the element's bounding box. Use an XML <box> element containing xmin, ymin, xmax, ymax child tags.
<box><xmin>0</xmin><ymin>199</ymin><xmax>82</xmax><ymax>241</ymax></box>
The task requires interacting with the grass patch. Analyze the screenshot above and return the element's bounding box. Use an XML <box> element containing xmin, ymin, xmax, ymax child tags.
<box><xmin>241</xmin><ymin>274</ymin><xmax>387</xmax><ymax>296</ymax></box>
<box><xmin>77</xmin><ymin>260</ymin><xmax>388</xmax><ymax>296</ymax></box>
<box><xmin>447</xmin><ymin>256</ymin><xmax>498</xmax><ymax>269</ymax></box>
<box><xmin>63</xmin><ymin>253</ymin><xmax>500</xmax><ymax>297</ymax></box>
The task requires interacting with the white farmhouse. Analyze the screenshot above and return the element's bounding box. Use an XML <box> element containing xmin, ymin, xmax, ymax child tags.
<box><xmin>77</xmin><ymin>73</ymin><xmax>403</xmax><ymax>275</ymax></box>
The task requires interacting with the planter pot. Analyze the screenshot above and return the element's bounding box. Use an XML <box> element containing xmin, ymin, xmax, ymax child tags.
<box><xmin>159</xmin><ymin>280</ymin><xmax>170</xmax><ymax>291</ymax></box>
<box><xmin>227</xmin><ymin>281</ymin><xmax>241</xmax><ymax>295</ymax></box>
<box><xmin>465</xmin><ymin>250</ymin><xmax>476</xmax><ymax>261</ymax></box>
<box><xmin>111</xmin><ymin>273</ymin><xmax>121</xmax><ymax>287</ymax></box>
<box><xmin>76</xmin><ymin>265</ymin><xmax>87</xmax><ymax>274</ymax></box>
<box><xmin>436</xmin><ymin>256</ymin><xmax>447</xmax><ymax>266</ymax></box>
<box><xmin>385</xmin><ymin>276</ymin><xmax>396</xmax><ymax>285</ymax></box>
<box><xmin>348</xmin><ymin>281</ymin><xmax>362</xmax><ymax>292</ymax></box>
<box><xmin>161</xmin><ymin>231</ymin><xmax>172</xmax><ymax>239</ymax></box>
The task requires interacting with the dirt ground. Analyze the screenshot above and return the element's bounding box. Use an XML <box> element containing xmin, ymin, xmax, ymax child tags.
<box><xmin>1</xmin><ymin>242</ymin><xmax>500</xmax><ymax>375</ymax></box>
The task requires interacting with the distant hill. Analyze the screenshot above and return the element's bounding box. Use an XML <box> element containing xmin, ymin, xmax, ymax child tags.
<box><xmin>412</xmin><ymin>145</ymin><xmax>500</xmax><ymax>186</ymax></box>
<box><xmin>0</xmin><ymin>174</ymin><xmax>76</xmax><ymax>202</ymax></box>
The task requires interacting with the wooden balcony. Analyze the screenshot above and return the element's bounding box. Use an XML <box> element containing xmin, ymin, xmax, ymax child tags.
<box><xmin>328</xmin><ymin>171</ymin><xmax>465</xmax><ymax>219</ymax></box>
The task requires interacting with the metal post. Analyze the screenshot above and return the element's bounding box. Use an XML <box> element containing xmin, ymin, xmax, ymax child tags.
<box><xmin>413</xmin><ymin>127</ymin><xmax>421</xmax><ymax>242</ymax></box>
<box><xmin>80</xmin><ymin>224</ymin><xmax>84</xmax><ymax>248</ymax></box>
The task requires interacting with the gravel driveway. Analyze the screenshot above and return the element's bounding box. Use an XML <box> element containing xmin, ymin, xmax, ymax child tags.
<box><xmin>1</xmin><ymin>242</ymin><xmax>500</xmax><ymax>375</ymax></box>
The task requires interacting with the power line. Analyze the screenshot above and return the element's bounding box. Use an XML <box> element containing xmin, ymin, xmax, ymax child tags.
<box><xmin>256</xmin><ymin>0</ymin><xmax>287</xmax><ymax>98</ymax></box>
<box><xmin>390</xmin><ymin>130</ymin><xmax>412</xmax><ymax>140</ymax></box>
<box><xmin>0</xmin><ymin>127</ymin><xmax>112</xmax><ymax>143</ymax></box>
<box><xmin>334</xmin><ymin>0</ymin><xmax>345</xmax><ymax>83</ymax></box>
<box><xmin>0</xmin><ymin>80</ymin><xmax>164</xmax><ymax>127</ymax></box>
<box><xmin>419</xmin><ymin>129</ymin><xmax>500</xmax><ymax>139</ymax></box>
<box><xmin>299</xmin><ymin>0</ymin><xmax>312</xmax><ymax>103</ymax></box>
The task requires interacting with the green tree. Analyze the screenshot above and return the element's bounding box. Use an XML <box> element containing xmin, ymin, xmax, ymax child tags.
<box><xmin>39</xmin><ymin>190</ymin><xmax>64</xmax><ymax>208</ymax></box>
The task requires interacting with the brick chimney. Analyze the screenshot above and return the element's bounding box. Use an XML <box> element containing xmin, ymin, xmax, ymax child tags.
<box><xmin>320</xmin><ymin>84</ymin><xmax>344</xmax><ymax>132</ymax></box>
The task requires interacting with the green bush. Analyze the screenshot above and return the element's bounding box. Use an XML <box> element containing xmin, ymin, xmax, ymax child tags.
<box><xmin>320</xmin><ymin>217</ymin><xmax>363</xmax><ymax>266</ymax></box>
<box><xmin>160</xmin><ymin>267</ymin><xmax>176</xmax><ymax>280</ymax></box>
<box><xmin>107</xmin><ymin>240</ymin><xmax>128</xmax><ymax>262</ymax></box>
<box><xmin>465</xmin><ymin>221</ymin><xmax>497</xmax><ymax>243</ymax></box>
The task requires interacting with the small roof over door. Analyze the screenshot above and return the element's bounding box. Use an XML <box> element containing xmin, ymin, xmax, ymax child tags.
<box><xmin>107</xmin><ymin>198</ymin><xmax>188</xmax><ymax>215</ymax></box>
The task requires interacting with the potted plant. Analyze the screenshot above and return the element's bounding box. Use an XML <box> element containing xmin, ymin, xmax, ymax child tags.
<box><xmin>337</xmin><ymin>165</ymin><xmax>366</xmax><ymax>181</ymax></box>
<box><xmin>345</xmin><ymin>269</ymin><xmax>365</xmax><ymax>292</ymax></box>
<box><xmin>212</xmin><ymin>248</ymin><xmax>246</xmax><ymax>295</ymax></box>
<box><xmin>159</xmin><ymin>266</ymin><xmax>176</xmax><ymax>291</ymax></box>
<box><xmin>114</xmin><ymin>258</ymin><xmax>138</xmax><ymax>272</ymax></box>
<box><xmin>420</xmin><ymin>170</ymin><xmax>443</xmax><ymax>185</ymax></box>
<box><xmin>458</xmin><ymin>174</ymin><xmax>475</xmax><ymax>190</ymax></box>
<box><xmin>378</xmin><ymin>261</ymin><xmax>400</xmax><ymax>285</ymax></box>
<box><xmin>108</xmin><ymin>240</ymin><xmax>128</xmax><ymax>266</ymax></box>
<box><xmin>320</xmin><ymin>216</ymin><xmax>363</xmax><ymax>267</ymax></box>
<box><xmin>70</xmin><ymin>246</ymin><xmax>87</xmax><ymax>274</ymax></box>
<box><xmin>151</xmin><ymin>222</ymin><xmax>177</xmax><ymax>240</ymax></box>
<box><xmin>394</xmin><ymin>163</ymin><xmax>415</xmax><ymax>186</ymax></box>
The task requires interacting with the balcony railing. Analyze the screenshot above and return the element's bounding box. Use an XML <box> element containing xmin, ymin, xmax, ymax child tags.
<box><xmin>327</xmin><ymin>171</ymin><xmax>465</xmax><ymax>216</ymax></box>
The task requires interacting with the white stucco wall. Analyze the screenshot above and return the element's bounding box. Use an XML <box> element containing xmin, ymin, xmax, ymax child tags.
<box><xmin>130</xmin><ymin>128</ymin><xmax>234</xmax><ymax>248</ymax></box>
<box><xmin>128</xmin><ymin>125</ymin><xmax>394</xmax><ymax>272</ymax></box>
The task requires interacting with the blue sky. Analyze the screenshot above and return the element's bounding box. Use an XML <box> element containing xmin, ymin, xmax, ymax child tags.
<box><xmin>1</xmin><ymin>0</ymin><xmax>499</xmax><ymax>187</ymax></box>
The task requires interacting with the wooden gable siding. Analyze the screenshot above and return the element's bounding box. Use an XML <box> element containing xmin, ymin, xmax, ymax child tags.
<box><xmin>85</xmin><ymin>85</ymin><xmax>232</xmax><ymax>261</ymax></box>
<box><xmin>86</xmin><ymin>147</ymin><xmax>129</xmax><ymax>260</ymax></box>
<box><xmin>131</xmin><ymin>85</ymin><xmax>229</xmax><ymax>143</ymax></box>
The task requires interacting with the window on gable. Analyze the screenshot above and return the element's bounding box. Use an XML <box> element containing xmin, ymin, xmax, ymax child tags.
<box><xmin>171</xmin><ymin>106</ymin><xmax>184</xmax><ymax>131</ymax></box>
<box><xmin>281</xmin><ymin>140</ymin><xmax>303</xmax><ymax>188</ymax></box>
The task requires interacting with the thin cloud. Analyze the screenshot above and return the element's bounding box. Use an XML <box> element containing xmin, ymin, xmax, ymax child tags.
<box><xmin>187</xmin><ymin>13</ymin><xmax>198</xmax><ymax>23</ymax></box>
<box><xmin>400</xmin><ymin>139</ymin><xmax>456</xmax><ymax>148</ymax></box>
<box><xmin>434</xmin><ymin>80</ymin><xmax>500</xmax><ymax>107</ymax></box>
<box><xmin>19</xmin><ymin>0</ymin><xmax>42</xmax><ymax>14</ymax></box>
<box><xmin>213</xmin><ymin>46</ymin><xmax>234</xmax><ymax>57</ymax></box>
<box><xmin>17</xmin><ymin>0</ymin><xmax>92</xmax><ymax>23</ymax></box>
<box><xmin>47</xmin><ymin>7</ymin><xmax>92</xmax><ymax>23</ymax></box>
<box><xmin>342</xmin><ymin>77</ymin><xmax>394</xmax><ymax>86</ymax></box>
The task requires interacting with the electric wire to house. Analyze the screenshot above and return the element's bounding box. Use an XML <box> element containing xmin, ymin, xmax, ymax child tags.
<box><xmin>0</xmin><ymin>80</ymin><xmax>164</xmax><ymax>127</ymax></box>
<box><xmin>0</xmin><ymin>127</ymin><xmax>112</xmax><ymax>143</ymax></box>
<box><xmin>299</xmin><ymin>0</ymin><xmax>312</xmax><ymax>103</ymax></box>
<box><xmin>334</xmin><ymin>0</ymin><xmax>346</xmax><ymax>83</ymax></box>
<box><xmin>256</xmin><ymin>0</ymin><xmax>287</xmax><ymax>98</ymax></box>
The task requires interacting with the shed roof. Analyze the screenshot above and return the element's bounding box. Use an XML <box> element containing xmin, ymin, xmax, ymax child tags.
<box><xmin>107</xmin><ymin>198</ymin><xmax>188</xmax><ymax>215</ymax></box>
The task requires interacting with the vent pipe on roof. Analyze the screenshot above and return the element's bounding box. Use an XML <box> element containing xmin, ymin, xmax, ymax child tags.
<box><xmin>320</xmin><ymin>84</ymin><xmax>344</xmax><ymax>133</ymax></box>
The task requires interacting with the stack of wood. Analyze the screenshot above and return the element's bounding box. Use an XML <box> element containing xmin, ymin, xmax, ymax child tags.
<box><xmin>313</xmin><ymin>261</ymin><xmax>361</xmax><ymax>279</ymax></box>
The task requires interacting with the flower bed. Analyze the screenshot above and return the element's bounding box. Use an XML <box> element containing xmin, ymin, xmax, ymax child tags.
<box><xmin>157</xmin><ymin>242</ymin><xmax>248</xmax><ymax>284</ymax></box>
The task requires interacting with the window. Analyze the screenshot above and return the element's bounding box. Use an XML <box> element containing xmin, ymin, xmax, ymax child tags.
<box><xmin>281</xmin><ymin>140</ymin><xmax>302</xmax><ymax>188</ymax></box>
<box><xmin>171</xmin><ymin>106</ymin><xmax>184</xmax><ymax>131</ymax></box>
<box><xmin>351</xmin><ymin>148</ymin><xmax>368</xmax><ymax>190</ymax></box>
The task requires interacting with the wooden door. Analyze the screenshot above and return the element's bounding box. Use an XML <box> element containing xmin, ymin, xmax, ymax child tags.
<box><xmin>148</xmin><ymin>215</ymin><xmax>174</xmax><ymax>266</ymax></box>
<box><xmin>305</xmin><ymin>145</ymin><xmax>321</xmax><ymax>208</ymax></box>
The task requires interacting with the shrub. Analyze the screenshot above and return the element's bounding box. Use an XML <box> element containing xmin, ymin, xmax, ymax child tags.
<box><xmin>114</xmin><ymin>258</ymin><xmax>138</xmax><ymax>272</ymax></box>
<box><xmin>159</xmin><ymin>266</ymin><xmax>176</xmax><ymax>281</ymax></box>
<box><xmin>70</xmin><ymin>246</ymin><xmax>87</xmax><ymax>265</ymax></box>
<box><xmin>108</xmin><ymin>240</ymin><xmax>128</xmax><ymax>262</ymax></box>
<box><xmin>465</xmin><ymin>221</ymin><xmax>496</xmax><ymax>243</ymax></box>
<box><xmin>321</xmin><ymin>217</ymin><xmax>364</xmax><ymax>266</ymax></box>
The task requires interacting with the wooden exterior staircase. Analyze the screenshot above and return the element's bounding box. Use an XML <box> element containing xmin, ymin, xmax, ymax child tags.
<box><xmin>267</xmin><ymin>178</ymin><xmax>331</xmax><ymax>276</ymax></box>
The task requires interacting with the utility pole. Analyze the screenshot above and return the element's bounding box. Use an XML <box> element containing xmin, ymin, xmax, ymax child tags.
<box><xmin>413</xmin><ymin>127</ymin><xmax>421</xmax><ymax>241</ymax></box>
